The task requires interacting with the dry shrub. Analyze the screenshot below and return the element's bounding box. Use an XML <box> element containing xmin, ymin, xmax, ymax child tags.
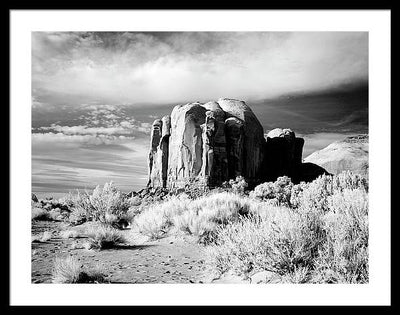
<box><xmin>291</xmin><ymin>171</ymin><xmax>368</xmax><ymax>212</ymax></box>
<box><xmin>52</xmin><ymin>256</ymin><xmax>106</xmax><ymax>283</ymax></box>
<box><xmin>89</xmin><ymin>182</ymin><xmax>130</xmax><ymax>222</ymax></box>
<box><xmin>313</xmin><ymin>188</ymin><xmax>369</xmax><ymax>283</ymax></box>
<box><xmin>173</xmin><ymin>210</ymin><xmax>217</xmax><ymax>243</ymax></box>
<box><xmin>205</xmin><ymin>179</ymin><xmax>369</xmax><ymax>283</ymax></box>
<box><xmin>32</xmin><ymin>208</ymin><xmax>50</xmax><ymax>221</ymax></box>
<box><xmin>250</xmin><ymin>176</ymin><xmax>293</xmax><ymax>206</ymax></box>
<box><xmin>134</xmin><ymin>192</ymin><xmax>252</xmax><ymax>241</ymax></box>
<box><xmin>86</xmin><ymin>225</ymin><xmax>126</xmax><ymax>250</ymax></box>
<box><xmin>134</xmin><ymin>209</ymin><xmax>168</xmax><ymax>240</ymax></box>
<box><xmin>65</xmin><ymin>182</ymin><xmax>132</xmax><ymax>226</ymax></box>
<box><xmin>134</xmin><ymin>196</ymin><xmax>190</xmax><ymax>239</ymax></box>
<box><xmin>251</xmin><ymin>171</ymin><xmax>368</xmax><ymax>211</ymax></box>
<box><xmin>48</xmin><ymin>208</ymin><xmax>63</xmax><ymax>221</ymax></box>
<box><xmin>222</xmin><ymin>176</ymin><xmax>249</xmax><ymax>195</ymax></box>
<box><xmin>206</xmin><ymin>205</ymin><xmax>325</xmax><ymax>278</ymax></box>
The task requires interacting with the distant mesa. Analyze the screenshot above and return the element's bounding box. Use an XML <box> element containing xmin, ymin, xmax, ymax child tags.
<box><xmin>147</xmin><ymin>98</ymin><xmax>332</xmax><ymax>189</ymax></box>
<box><xmin>304</xmin><ymin>134</ymin><xmax>369</xmax><ymax>177</ymax></box>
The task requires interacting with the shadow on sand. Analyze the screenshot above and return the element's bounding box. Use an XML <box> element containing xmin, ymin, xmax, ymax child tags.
<box><xmin>103</xmin><ymin>244</ymin><xmax>157</xmax><ymax>251</ymax></box>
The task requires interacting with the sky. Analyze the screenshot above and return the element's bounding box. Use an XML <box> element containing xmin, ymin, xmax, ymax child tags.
<box><xmin>31</xmin><ymin>32</ymin><xmax>368</xmax><ymax>197</ymax></box>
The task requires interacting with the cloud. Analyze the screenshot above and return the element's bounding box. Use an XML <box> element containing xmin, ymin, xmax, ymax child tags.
<box><xmin>38</xmin><ymin>125</ymin><xmax>133</xmax><ymax>136</ymax></box>
<box><xmin>32</xmin><ymin>132</ymin><xmax>127</xmax><ymax>146</ymax></box>
<box><xmin>32</xmin><ymin>32</ymin><xmax>368</xmax><ymax>106</ymax></box>
<box><xmin>33</xmin><ymin>102</ymin><xmax>152</xmax><ymax>138</ymax></box>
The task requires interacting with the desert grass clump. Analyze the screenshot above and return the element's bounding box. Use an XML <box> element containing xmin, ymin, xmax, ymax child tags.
<box><xmin>134</xmin><ymin>209</ymin><xmax>168</xmax><ymax>240</ymax></box>
<box><xmin>32</xmin><ymin>208</ymin><xmax>50</xmax><ymax>221</ymax></box>
<box><xmin>86</xmin><ymin>225</ymin><xmax>126</xmax><ymax>250</ymax></box>
<box><xmin>60</xmin><ymin>229</ymin><xmax>80</xmax><ymax>239</ymax></box>
<box><xmin>52</xmin><ymin>256</ymin><xmax>81</xmax><ymax>283</ymax></box>
<box><xmin>133</xmin><ymin>195</ymin><xmax>192</xmax><ymax>239</ymax></box>
<box><xmin>135</xmin><ymin>192</ymin><xmax>257</xmax><ymax>242</ymax></box>
<box><xmin>52</xmin><ymin>256</ymin><xmax>106</xmax><ymax>283</ymax></box>
<box><xmin>194</xmin><ymin>192</ymin><xmax>252</xmax><ymax>221</ymax></box>
<box><xmin>178</xmin><ymin>193</ymin><xmax>251</xmax><ymax>243</ymax></box>
<box><xmin>173</xmin><ymin>209</ymin><xmax>218</xmax><ymax>243</ymax></box>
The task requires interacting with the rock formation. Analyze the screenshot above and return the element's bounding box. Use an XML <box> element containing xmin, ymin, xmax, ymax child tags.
<box><xmin>148</xmin><ymin>116</ymin><xmax>171</xmax><ymax>188</ymax></box>
<box><xmin>147</xmin><ymin>98</ymin><xmax>331</xmax><ymax>188</ymax></box>
<box><xmin>167</xmin><ymin>103</ymin><xmax>207</xmax><ymax>188</ymax></box>
<box><xmin>304</xmin><ymin>134</ymin><xmax>368</xmax><ymax>177</ymax></box>
<box><xmin>200</xmin><ymin>104</ymin><xmax>229</xmax><ymax>186</ymax></box>
<box><xmin>218</xmin><ymin>98</ymin><xmax>265</xmax><ymax>180</ymax></box>
<box><xmin>225</xmin><ymin>117</ymin><xmax>244</xmax><ymax>179</ymax></box>
<box><xmin>262</xmin><ymin>128</ymin><xmax>306</xmax><ymax>182</ymax></box>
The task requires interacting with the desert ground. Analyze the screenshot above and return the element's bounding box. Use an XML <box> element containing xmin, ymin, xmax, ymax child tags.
<box><xmin>32</xmin><ymin>220</ymin><xmax>209</xmax><ymax>284</ymax></box>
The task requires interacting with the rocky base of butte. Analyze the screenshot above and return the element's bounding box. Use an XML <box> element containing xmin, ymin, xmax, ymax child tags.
<box><xmin>147</xmin><ymin>98</ymin><xmax>329</xmax><ymax>189</ymax></box>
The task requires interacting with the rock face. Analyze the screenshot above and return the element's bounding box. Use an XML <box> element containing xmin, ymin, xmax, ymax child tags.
<box><xmin>263</xmin><ymin>128</ymin><xmax>305</xmax><ymax>182</ymax></box>
<box><xmin>218</xmin><ymin>98</ymin><xmax>265</xmax><ymax>180</ymax></box>
<box><xmin>146</xmin><ymin>98</ymin><xmax>333</xmax><ymax>188</ymax></box>
<box><xmin>148</xmin><ymin>116</ymin><xmax>171</xmax><ymax>187</ymax></box>
<box><xmin>304</xmin><ymin>134</ymin><xmax>369</xmax><ymax>177</ymax></box>
<box><xmin>200</xmin><ymin>104</ymin><xmax>229</xmax><ymax>186</ymax></box>
<box><xmin>167</xmin><ymin>103</ymin><xmax>207</xmax><ymax>187</ymax></box>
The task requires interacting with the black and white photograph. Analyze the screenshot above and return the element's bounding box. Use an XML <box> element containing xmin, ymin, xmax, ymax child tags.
<box><xmin>10</xmin><ymin>9</ymin><xmax>391</xmax><ymax>306</ymax></box>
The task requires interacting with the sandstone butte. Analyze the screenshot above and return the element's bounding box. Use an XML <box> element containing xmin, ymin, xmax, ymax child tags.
<box><xmin>147</xmin><ymin>98</ymin><xmax>331</xmax><ymax>189</ymax></box>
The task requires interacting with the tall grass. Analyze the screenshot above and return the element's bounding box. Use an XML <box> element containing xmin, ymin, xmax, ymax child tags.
<box><xmin>52</xmin><ymin>256</ymin><xmax>106</xmax><ymax>283</ymax></box>
<box><xmin>86</xmin><ymin>225</ymin><xmax>126</xmax><ymax>250</ymax></box>
<box><xmin>133</xmin><ymin>192</ymin><xmax>255</xmax><ymax>241</ymax></box>
<box><xmin>133</xmin><ymin>196</ymin><xmax>191</xmax><ymax>239</ymax></box>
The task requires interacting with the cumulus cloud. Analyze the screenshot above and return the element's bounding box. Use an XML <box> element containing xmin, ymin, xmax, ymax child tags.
<box><xmin>31</xmin><ymin>132</ymin><xmax>132</xmax><ymax>146</ymax></box>
<box><xmin>32</xmin><ymin>32</ymin><xmax>368</xmax><ymax>106</ymax></box>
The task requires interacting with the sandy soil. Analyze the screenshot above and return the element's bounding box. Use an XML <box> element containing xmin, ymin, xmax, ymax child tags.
<box><xmin>31</xmin><ymin>220</ymin><xmax>209</xmax><ymax>284</ymax></box>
